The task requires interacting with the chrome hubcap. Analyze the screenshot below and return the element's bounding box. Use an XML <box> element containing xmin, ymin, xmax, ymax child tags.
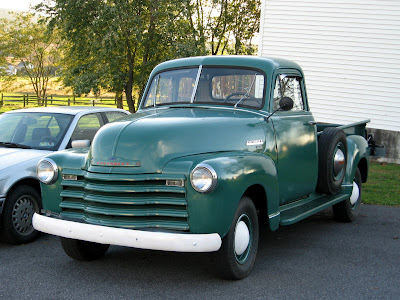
<box><xmin>350</xmin><ymin>181</ymin><xmax>360</xmax><ymax>206</ymax></box>
<box><xmin>234</xmin><ymin>214</ymin><xmax>252</xmax><ymax>264</ymax></box>
<box><xmin>333</xmin><ymin>148</ymin><xmax>345</xmax><ymax>178</ymax></box>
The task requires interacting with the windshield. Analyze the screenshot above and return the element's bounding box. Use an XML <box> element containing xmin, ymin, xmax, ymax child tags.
<box><xmin>0</xmin><ymin>112</ymin><xmax>73</xmax><ymax>151</ymax></box>
<box><xmin>142</xmin><ymin>67</ymin><xmax>265</xmax><ymax>109</ymax></box>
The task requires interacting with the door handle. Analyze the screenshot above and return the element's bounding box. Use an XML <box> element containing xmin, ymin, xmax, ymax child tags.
<box><xmin>308</xmin><ymin>121</ymin><xmax>317</xmax><ymax>126</ymax></box>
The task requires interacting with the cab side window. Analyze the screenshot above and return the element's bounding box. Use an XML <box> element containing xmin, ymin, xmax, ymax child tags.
<box><xmin>70</xmin><ymin>113</ymin><xmax>103</xmax><ymax>145</ymax></box>
<box><xmin>104</xmin><ymin>111</ymin><xmax>127</xmax><ymax>123</ymax></box>
<box><xmin>273</xmin><ymin>75</ymin><xmax>304</xmax><ymax>111</ymax></box>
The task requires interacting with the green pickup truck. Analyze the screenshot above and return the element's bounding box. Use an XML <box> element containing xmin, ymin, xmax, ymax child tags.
<box><xmin>33</xmin><ymin>56</ymin><xmax>370</xmax><ymax>279</ymax></box>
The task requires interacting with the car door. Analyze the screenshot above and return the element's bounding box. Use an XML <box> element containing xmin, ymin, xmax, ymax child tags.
<box><xmin>270</xmin><ymin>71</ymin><xmax>318</xmax><ymax>204</ymax></box>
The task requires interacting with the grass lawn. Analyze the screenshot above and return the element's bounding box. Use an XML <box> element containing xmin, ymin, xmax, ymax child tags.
<box><xmin>363</xmin><ymin>162</ymin><xmax>400</xmax><ymax>206</ymax></box>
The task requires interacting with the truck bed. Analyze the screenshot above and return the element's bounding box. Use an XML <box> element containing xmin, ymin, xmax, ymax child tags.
<box><xmin>316</xmin><ymin>119</ymin><xmax>370</xmax><ymax>137</ymax></box>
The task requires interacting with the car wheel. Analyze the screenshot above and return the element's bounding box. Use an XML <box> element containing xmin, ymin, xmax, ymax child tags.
<box><xmin>0</xmin><ymin>185</ymin><xmax>41</xmax><ymax>244</ymax></box>
<box><xmin>317</xmin><ymin>127</ymin><xmax>347</xmax><ymax>194</ymax></box>
<box><xmin>333</xmin><ymin>168</ymin><xmax>362</xmax><ymax>222</ymax></box>
<box><xmin>216</xmin><ymin>196</ymin><xmax>259</xmax><ymax>280</ymax></box>
<box><xmin>61</xmin><ymin>237</ymin><xmax>110</xmax><ymax>261</ymax></box>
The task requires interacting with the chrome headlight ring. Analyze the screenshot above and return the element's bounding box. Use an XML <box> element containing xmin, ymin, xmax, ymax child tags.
<box><xmin>37</xmin><ymin>158</ymin><xmax>59</xmax><ymax>185</ymax></box>
<box><xmin>190</xmin><ymin>163</ymin><xmax>217</xmax><ymax>193</ymax></box>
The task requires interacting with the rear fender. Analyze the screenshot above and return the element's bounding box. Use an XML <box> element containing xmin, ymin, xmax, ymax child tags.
<box><xmin>345</xmin><ymin>135</ymin><xmax>369</xmax><ymax>184</ymax></box>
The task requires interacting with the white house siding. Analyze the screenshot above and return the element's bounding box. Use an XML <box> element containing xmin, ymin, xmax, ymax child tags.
<box><xmin>258</xmin><ymin>0</ymin><xmax>400</xmax><ymax>134</ymax></box>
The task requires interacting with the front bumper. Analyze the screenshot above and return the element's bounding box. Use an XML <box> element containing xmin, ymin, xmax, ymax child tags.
<box><xmin>32</xmin><ymin>213</ymin><xmax>222</xmax><ymax>252</ymax></box>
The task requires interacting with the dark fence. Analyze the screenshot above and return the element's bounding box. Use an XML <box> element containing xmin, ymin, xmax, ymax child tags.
<box><xmin>0</xmin><ymin>93</ymin><xmax>121</xmax><ymax>108</ymax></box>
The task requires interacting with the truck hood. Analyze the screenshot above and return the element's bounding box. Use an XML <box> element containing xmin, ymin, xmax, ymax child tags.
<box><xmin>89</xmin><ymin>107</ymin><xmax>266</xmax><ymax>173</ymax></box>
<box><xmin>0</xmin><ymin>148</ymin><xmax>51</xmax><ymax>171</ymax></box>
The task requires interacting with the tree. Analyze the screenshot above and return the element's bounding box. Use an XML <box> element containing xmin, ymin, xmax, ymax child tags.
<box><xmin>0</xmin><ymin>13</ymin><xmax>62</xmax><ymax>103</ymax></box>
<box><xmin>229</xmin><ymin>0</ymin><xmax>260</xmax><ymax>55</ymax></box>
<box><xmin>187</xmin><ymin>0</ymin><xmax>261</xmax><ymax>55</ymax></box>
<box><xmin>40</xmin><ymin>0</ymin><xmax>201</xmax><ymax>112</ymax></box>
<box><xmin>37</xmin><ymin>0</ymin><xmax>260</xmax><ymax>112</ymax></box>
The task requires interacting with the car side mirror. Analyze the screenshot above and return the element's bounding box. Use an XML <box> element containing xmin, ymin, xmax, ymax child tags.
<box><xmin>71</xmin><ymin>140</ymin><xmax>90</xmax><ymax>148</ymax></box>
<box><xmin>279</xmin><ymin>97</ymin><xmax>294</xmax><ymax>111</ymax></box>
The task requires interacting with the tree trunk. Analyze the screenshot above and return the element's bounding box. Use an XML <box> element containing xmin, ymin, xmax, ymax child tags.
<box><xmin>115</xmin><ymin>92</ymin><xmax>123</xmax><ymax>109</ymax></box>
<box><xmin>125</xmin><ymin>47</ymin><xmax>136</xmax><ymax>113</ymax></box>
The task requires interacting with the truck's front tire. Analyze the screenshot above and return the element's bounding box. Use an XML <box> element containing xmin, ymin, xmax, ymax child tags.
<box><xmin>216</xmin><ymin>196</ymin><xmax>259</xmax><ymax>280</ymax></box>
<box><xmin>61</xmin><ymin>237</ymin><xmax>110</xmax><ymax>261</ymax></box>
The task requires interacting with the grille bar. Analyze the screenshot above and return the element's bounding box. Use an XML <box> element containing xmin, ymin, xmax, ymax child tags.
<box><xmin>60</xmin><ymin>190</ymin><xmax>187</xmax><ymax>206</ymax></box>
<box><xmin>60</xmin><ymin>200</ymin><xmax>188</xmax><ymax>218</ymax></box>
<box><xmin>63</xmin><ymin>168</ymin><xmax>185</xmax><ymax>182</ymax></box>
<box><xmin>60</xmin><ymin>211</ymin><xmax>189</xmax><ymax>230</ymax></box>
<box><xmin>62</xmin><ymin>180</ymin><xmax>186</xmax><ymax>194</ymax></box>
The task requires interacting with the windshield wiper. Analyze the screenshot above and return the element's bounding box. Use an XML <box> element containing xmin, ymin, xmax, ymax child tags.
<box><xmin>234</xmin><ymin>73</ymin><xmax>259</xmax><ymax>108</ymax></box>
<box><xmin>0</xmin><ymin>142</ymin><xmax>31</xmax><ymax>149</ymax></box>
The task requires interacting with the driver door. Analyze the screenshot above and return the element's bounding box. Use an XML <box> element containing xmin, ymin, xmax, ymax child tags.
<box><xmin>271</xmin><ymin>71</ymin><xmax>318</xmax><ymax>204</ymax></box>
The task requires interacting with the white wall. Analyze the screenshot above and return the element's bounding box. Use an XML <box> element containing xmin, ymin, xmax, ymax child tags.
<box><xmin>259</xmin><ymin>0</ymin><xmax>400</xmax><ymax>132</ymax></box>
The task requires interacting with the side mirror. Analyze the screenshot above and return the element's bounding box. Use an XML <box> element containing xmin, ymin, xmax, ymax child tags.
<box><xmin>71</xmin><ymin>140</ymin><xmax>90</xmax><ymax>148</ymax></box>
<box><xmin>279</xmin><ymin>97</ymin><xmax>294</xmax><ymax>111</ymax></box>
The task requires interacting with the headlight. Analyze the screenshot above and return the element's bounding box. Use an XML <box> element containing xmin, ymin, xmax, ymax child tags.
<box><xmin>37</xmin><ymin>158</ymin><xmax>58</xmax><ymax>184</ymax></box>
<box><xmin>190</xmin><ymin>163</ymin><xmax>217</xmax><ymax>193</ymax></box>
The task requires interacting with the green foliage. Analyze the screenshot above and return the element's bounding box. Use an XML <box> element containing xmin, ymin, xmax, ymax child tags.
<box><xmin>189</xmin><ymin>0</ymin><xmax>261</xmax><ymax>55</ymax></box>
<box><xmin>363</xmin><ymin>162</ymin><xmax>400</xmax><ymax>206</ymax></box>
<box><xmin>37</xmin><ymin>0</ymin><xmax>261</xmax><ymax>112</ymax></box>
<box><xmin>40</xmin><ymin>0</ymin><xmax>203</xmax><ymax>112</ymax></box>
<box><xmin>0</xmin><ymin>13</ymin><xmax>62</xmax><ymax>102</ymax></box>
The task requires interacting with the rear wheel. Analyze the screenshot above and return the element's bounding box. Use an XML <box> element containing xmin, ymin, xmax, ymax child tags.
<box><xmin>61</xmin><ymin>237</ymin><xmax>110</xmax><ymax>261</ymax></box>
<box><xmin>0</xmin><ymin>185</ymin><xmax>41</xmax><ymax>244</ymax></box>
<box><xmin>333</xmin><ymin>168</ymin><xmax>362</xmax><ymax>222</ymax></box>
<box><xmin>216</xmin><ymin>196</ymin><xmax>259</xmax><ymax>280</ymax></box>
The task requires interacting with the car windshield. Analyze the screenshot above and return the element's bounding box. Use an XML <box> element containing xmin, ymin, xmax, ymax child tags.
<box><xmin>0</xmin><ymin>112</ymin><xmax>73</xmax><ymax>151</ymax></box>
<box><xmin>142</xmin><ymin>67</ymin><xmax>265</xmax><ymax>109</ymax></box>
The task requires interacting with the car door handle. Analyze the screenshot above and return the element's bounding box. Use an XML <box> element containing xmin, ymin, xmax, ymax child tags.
<box><xmin>307</xmin><ymin>121</ymin><xmax>317</xmax><ymax>126</ymax></box>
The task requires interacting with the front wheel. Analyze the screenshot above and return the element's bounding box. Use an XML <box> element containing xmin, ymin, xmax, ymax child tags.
<box><xmin>0</xmin><ymin>185</ymin><xmax>41</xmax><ymax>244</ymax></box>
<box><xmin>333</xmin><ymin>168</ymin><xmax>362</xmax><ymax>222</ymax></box>
<box><xmin>216</xmin><ymin>196</ymin><xmax>259</xmax><ymax>280</ymax></box>
<box><xmin>61</xmin><ymin>237</ymin><xmax>110</xmax><ymax>261</ymax></box>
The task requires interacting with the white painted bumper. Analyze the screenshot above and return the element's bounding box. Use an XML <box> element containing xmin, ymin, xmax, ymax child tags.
<box><xmin>32</xmin><ymin>213</ymin><xmax>222</xmax><ymax>252</ymax></box>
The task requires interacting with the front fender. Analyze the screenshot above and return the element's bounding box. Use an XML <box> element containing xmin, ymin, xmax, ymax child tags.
<box><xmin>163</xmin><ymin>152</ymin><xmax>279</xmax><ymax>238</ymax></box>
<box><xmin>0</xmin><ymin>157</ymin><xmax>42</xmax><ymax>196</ymax></box>
<box><xmin>40</xmin><ymin>148</ymin><xmax>89</xmax><ymax>213</ymax></box>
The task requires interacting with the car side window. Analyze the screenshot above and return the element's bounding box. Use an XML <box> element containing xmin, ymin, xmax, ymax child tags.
<box><xmin>70</xmin><ymin>113</ymin><xmax>102</xmax><ymax>144</ymax></box>
<box><xmin>273</xmin><ymin>75</ymin><xmax>304</xmax><ymax>111</ymax></box>
<box><xmin>104</xmin><ymin>111</ymin><xmax>127</xmax><ymax>123</ymax></box>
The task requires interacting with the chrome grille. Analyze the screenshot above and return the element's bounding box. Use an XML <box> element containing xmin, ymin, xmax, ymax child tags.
<box><xmin>59</xmin><ymin>169</ymin><xmax>188</xmax><ymax>231</ymax></box>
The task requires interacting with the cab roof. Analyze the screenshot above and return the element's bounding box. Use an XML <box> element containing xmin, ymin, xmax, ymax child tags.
<box><xmin>151</xmin><ymin>55</ymin><xmax>303</xmax><ymax>76</ymax></box>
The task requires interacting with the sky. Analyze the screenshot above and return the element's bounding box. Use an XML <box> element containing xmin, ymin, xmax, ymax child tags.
<box><xmin>0</xmin><ymin>0</ymin><xmax>43</xmax><ymax>11</ymax></box>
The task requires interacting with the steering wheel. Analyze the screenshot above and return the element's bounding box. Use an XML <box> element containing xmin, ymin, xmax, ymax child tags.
<box><xmin>39</xmin><ymin>136</ymin><xmax>57</xmax><ymax>146</ymax></box>
<box><xmin>225</xmin><ymin>92</ymin><xmax>256</xmax><ymax>104</ymax></box>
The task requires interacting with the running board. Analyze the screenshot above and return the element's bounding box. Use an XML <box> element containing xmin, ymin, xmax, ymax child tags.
<box><xmin>279</xmin><ymin>190</ymin><xmax>350</xmax><ymax>226</ymax></box>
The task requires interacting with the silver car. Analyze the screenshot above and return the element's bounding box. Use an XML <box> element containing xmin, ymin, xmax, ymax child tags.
<box><xmin>0</xmin><ymin>106</ymin><xmax>130</xmax><ymax>244</ymax></box>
